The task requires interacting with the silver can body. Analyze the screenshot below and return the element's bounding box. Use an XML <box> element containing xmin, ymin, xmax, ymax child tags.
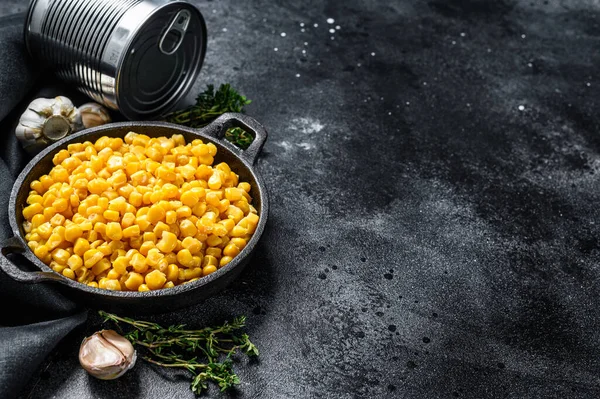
<box><xmin>24</xmin><ymin>0</ymin><xmax>207</xmax><ymax>120</ymax></box>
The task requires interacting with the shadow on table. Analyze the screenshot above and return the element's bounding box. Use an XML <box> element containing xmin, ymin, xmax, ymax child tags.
<box><xmin>87</xmin><ymin>364</ymin><xmax>141</xmax><ymax>399</ymax></box>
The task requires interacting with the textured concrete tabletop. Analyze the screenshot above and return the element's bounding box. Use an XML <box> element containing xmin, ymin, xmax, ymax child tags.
<box><xmin>6</xmin><ymin>0</ymin><xmax>600</xmax><ymax>397</ymax></box>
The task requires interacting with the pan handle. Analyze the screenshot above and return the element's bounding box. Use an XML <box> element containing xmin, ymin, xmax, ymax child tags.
<box><xmin>0</xmin><ymin>236</ymin><xmax>66</xmax><ymax>284</ymax></box>
<box><xmin>201</xmin><ymin>113</ymin><xmax>268</xmax><ymax>165</ymax></box>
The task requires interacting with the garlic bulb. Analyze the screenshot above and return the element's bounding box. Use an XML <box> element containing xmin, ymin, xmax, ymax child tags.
<box><xmin>15</xmin><ymin>96</ymin><xmax>83</xmax><ymax>154</ymax></box>
<box><xmin>79</xmin><ymin>102</ymin><xmax>111</xmax><ymax>128</ymax></box>
<box><xmin>79</xmin><ymin>329</ymin><xmax>137</xmax><ymax>380</ymax></box>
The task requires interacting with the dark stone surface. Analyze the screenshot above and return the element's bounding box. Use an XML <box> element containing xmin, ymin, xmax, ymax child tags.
<box><xmin>5</xmin><ymin>0</ymin><xmax>600</xmax><ymax>397</ymax></box>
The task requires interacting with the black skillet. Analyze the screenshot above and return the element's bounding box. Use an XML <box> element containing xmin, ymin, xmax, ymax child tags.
<box><xmin>0</xmin><ymin>113</ymin><xmax>268</xmax><ymax>315</ymax></box>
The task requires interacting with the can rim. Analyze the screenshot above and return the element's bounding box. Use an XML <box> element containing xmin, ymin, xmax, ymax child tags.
<box><xmin>23</xmin><ymin>0</ymin><xmax>40</xmax><ymax>56</ymax></box>
<box><xmin>114</xmin><ymin>1</ymin><xmax>207</xmax><ymax>120</ymax></box>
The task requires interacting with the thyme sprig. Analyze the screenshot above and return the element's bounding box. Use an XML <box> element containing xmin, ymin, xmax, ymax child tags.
<box><xmin>163</xmin><ymin>83</ymin><xmax>254</xmax><ymax>149</ymax></box>
<box><xmin>99</xmin><ymin>311</ymin><xmax>258</xmax><ymax>394</ymax></box>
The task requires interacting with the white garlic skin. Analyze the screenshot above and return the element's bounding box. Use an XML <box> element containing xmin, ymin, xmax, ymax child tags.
<box><xmin>15</xmin><ymin>96</ymin><xmax>82</xmax><ymax>142</ymax></box>
<box><xmin>79</xmin><ymin>102</ymin><xmax>111</xmax><ymax>128</ymax></box>
<box><xmin>79</xmin><ymin>329</ymin><xmax>137</xmax><ymax>380</ymax></box>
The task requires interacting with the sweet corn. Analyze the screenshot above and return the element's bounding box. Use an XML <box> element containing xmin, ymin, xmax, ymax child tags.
<box><xmin>124</xmin><ymin>272</ymin><xmax>144</xmax><ymax>290</ymax></box>
<box><xmin>106</xmin><ymin>269</ymin><xmax>120</xmax><ymax>280</ymax></box>
<box><xmin>176</xmin><ymin>249</ymin><xmax>194</xmax><ymax>267</ymax></box>
<box><xmin>92</xmin><ymin>258</ymin><xmax>111</xmax><ymax>275</ymax></box>
<box><xmin>220</xmin><ymin>256</ymin><xmax>233</xmax><ymax>267</ymax></box>
<box><xmin>34</xmin><ymin>245</ymin><xmax>50</xmax><ymax>259</ymax></box>
<box><xmin>73</xmin><ymin>238</ymin><xmax>90</xmax><ymax>257</ymax></box>
<box><xmin>51</xmin><ymin>248</ymin><xmax>71</xmax><ymax>264</ymax></box>
<box><xmin>22</xmin><ymin>132</ymin><xmax>259</xmax><ymax>291</ymax></box>
<box><xmin>84</xmin><ymin>249</ymin><xmax>104</xmax><ymax>268</ymax></box>
<box><xmin>63</xmin><ymin>268</ymin><xmax>76</xmax><ymax>279</ymax></box>
<box><xmin>166</xmin><ymin>264</ymin><xmax>179</xmax><ymax>282</ymax></box>
<box><xmin>181</xmin><ymin>237</ymin><xmax>201</xmax><ymax>254</ymax></box>
<box><xmin>63</xmin><ymin>224</ymin><xmax>82</xmax><ymax>242</ymax></box>
<box><xmin>205</xmin><ymin>247</ymin><xmax>222</xmax><ymax>258</ymax></box>
<box><xmin>145</xmin><ymin>270</ymin><xmax>167</xmax><ymax>290</ymax></box>
<box><xmin>122</xmin><ymin>225</ymin><xmax>140</xmax><ymax>238</ymax></box>
<box><xmin>106</xmin><ymin>222</ymin><xmax>123</xmax><ymax>241</ymax></box>
<box><xmin>202</xmin><ymin>255</ymin><xmax>218</xmax><ymax>267</ymax></box>
<box><xmin>113</xmin><ymin>256</ymin><xmax>129</xmax><ymax>275</ymax></box>
<box><xmin>131</xmin><ymin>253</ymin><xmax>148</xmax><ymax>273</ymax></box>
<box><xmin>23</xmin><ymin>203</ymin><xmax>43</xmax><ymax>219</ymax></box>
<box><xmin>99</xmin><ymin>279</ymin><xmax>121</xmax><ymax>290</ymax></box>
<box><xmin>156</xmin><ymin>231</ymin><xmax>177</xmax><ymax>253</ymax></box>
<box><xmin>223</xmin><ymin>243</ymin><xmax>241</xmax><ymax>257</ymax></box>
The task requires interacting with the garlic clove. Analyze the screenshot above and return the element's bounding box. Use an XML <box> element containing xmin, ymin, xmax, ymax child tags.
<box><xmin>79</xmin><ymin>102</ymin><xmax>111</xmax><ymax>129</ymax></box>
<box><xmin>15</xmin><ymin>96</ymin><xmax>85</xmax><ymax>155</ymax></box>
<box><xmin>79</xmin><ymin>329</ymin><xmax>136</xmax><ymax>380</ymax></box>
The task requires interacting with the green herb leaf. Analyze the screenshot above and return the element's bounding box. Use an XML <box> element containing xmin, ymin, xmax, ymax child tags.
<box><xmin>100</xmin><ymin>311</ymin><xmax>258</xmax><ymax>394</ymax></box>
<box><xmin>164</xmin><ymin>83</ymin><xmax>251</xmax><ymax>128</ymax></box>
<box><xmin>163</xmin><ymin>83</ymin><xmax>255</xmax><ymax>150</ymax></box>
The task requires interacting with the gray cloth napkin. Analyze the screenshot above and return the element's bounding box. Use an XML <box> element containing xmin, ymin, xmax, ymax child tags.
<box><xmin>0</xmin><ymin>13</ymin><xmax>89</xmax><ymax>399</ymax></box>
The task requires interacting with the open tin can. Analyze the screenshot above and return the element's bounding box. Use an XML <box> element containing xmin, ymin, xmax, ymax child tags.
<box><xmin>24</xmin><ymin>0</ymin><xmax>207</xmax><ymax>120</ymax></box>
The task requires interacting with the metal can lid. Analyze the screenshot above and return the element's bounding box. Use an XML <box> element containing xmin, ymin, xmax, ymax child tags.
<box><xmin>115</xmin><ymin>2</ymin><xmax>207</xmax><ymax>120</ymax></box>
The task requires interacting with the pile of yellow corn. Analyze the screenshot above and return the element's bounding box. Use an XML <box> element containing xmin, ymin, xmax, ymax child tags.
<box><xmin>21</xmin><ymin>132</ymin><xmax>259</xmax><ymax>291</ymax></box>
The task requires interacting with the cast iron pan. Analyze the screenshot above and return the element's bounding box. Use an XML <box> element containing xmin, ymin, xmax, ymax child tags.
<box><xmin>0</xmin><ymin>113</ymin><xmax>268</xmax><ymax>315</ymax></box>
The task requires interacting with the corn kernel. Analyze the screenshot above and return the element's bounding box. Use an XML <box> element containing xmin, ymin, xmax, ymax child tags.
<box><xmin>206</xmin><ymin>235</ymin><xmax>222</xmax><ymax>247</ymax></box>
<box><xmin>122</xmin><ymin>272</ymin><xmax>143</xmax><ymax>290</ymax></box>
<box><xmin>122</xmin><ymin>225</ymin><xmax>141</xmax><ymax>238</ymax></box>
<box><xmin>139</xmin><ymin>241</ymin><xmax>155</xmax><ymax>257</ymax></box>
<box><xmin>176</xmin><ymin>249</ymin><xmax>194</xmax><ymax>267</ymax></box>
<box><xmin>84</xmin><ymin>249</ymin><xmax>104</xmax><ymax>268</ymax></box>
<box><xmin>63</xmin><ymin>224</ymin><xmax>83</xmax><ymax>242</ymax></box>
<box><xmin>145</xmin><ymin>270</ymin><xmax>167</xmax><ymax>290</ymax></box>
<box><xmin>183</xmin><ymin>267</ymin><xmax>202</xmax><ymax>280</ymax></box>
<box><xmin>23</xmin><ymin>203</ymin><xmax>44</xmax><ymax>219</ymax></box>
<box><xmin>105</xmin><ymin>222</ymin><xmax>122</xmax><ymax>241</ymax></box>
<box><xmin>131</xmin><ymin>253</ymin><xmax>148</xmax><ymax>273</ymax></box>
<box><xmin>203</xmin><ymin>255</ymin><xmax>218</xmax><ymax>268</ymax></box>
<box><xmin>62</xmin><ymin>268</ymin><xmax>76</xmax><ymax>279</ymax></box>
<box><xmin>45</xmin><ymin>233</ymin><xmax>62</xmax><ymax>250</ymax></box>
<box><xmin>106</xmin><ymin>269</ymin><xmax>120</xmax><ymax>280</ymax></box>
<box><xmin>92</xmin><ymin>258</ymin><xmax>111</xmax><ymax>275</ymax></box>
<box><xmin>128</xmin><ymin>191</ymin><xmax>143</xmax><ymax>207</ymax></box>
<box><xmin>99</xmin><ymin>279</ymin><xmax>121</xmax><ymax>290</ymax></box>
<box><xmin>153</xmin><ymin>221</ymin><xmax>170</xmax><ymax>238</ymax></box>
<box><xmin>67</xmin><ymin>254</ymin><xmax>84</xmax><ymax>271</ymax></box>
<box><xmin>181</xmin><ymin>237</ymin><xmax>201</xmax><ymax>254</ymax></box>
<box><xmin>156</xmin><ymin>231</ymin><xmax>177</xmax><ymax>253</ymax></box>
<box><xmin>34</xmin><ymin>244</ymin><xmax>50</xmax><ymax>259</ymax></box>
<box><xmin>176</xmin><ymin>206</ymin><xmax>192</xmax><ymax>219</ymax></box>
<box><xmin>220</xmin><ymin>256</ymin><xmax>233</xmax><ymax>267</ymax></box>
<box><xmin>138</xmin><ymin>284</ymin><xmax>150</xmax><ymax>292</ymax></box>
<box><xmin>147</xmin><ymin>204</ymin><xmax>165</xmax><ymax>224</ymax></box>
<box><xmin>146</xmin><ymin>248</ymin><xmax>163</xmax><ymax>267</ymax></box>
<box><xmin>88</xmin><ymin>178</ymin><xmax>110</xmax><ymax>194</ymax></box>
<box><xmin>231</xmin><ymin>226</ymin><xmax>247</xmax><ymax>237</ymax></box>
<box><xmin>203</xmin><ymin>265</ymin><xmax>217</xmax><ymax>276</ymax></box>
<box><xmin>112</xmin><ymin>256</ymin><xmax>129</xmax><ymax>275</ymax></box>
<box><xmin>103</xmin><ymin>209</ymin><xmax>120</xmax><ymax>222</ymax></box>
<box><xmin>51</xmin><ymin>248</ymin><xmax>71</xmax><ymax>264</ymax></box>
<box><xmin>87</xmin><ymin>281</ymin><xmax>99</xmax><ymax>288</ymax></box>
<box><xmin>52</xmin><ymin>197</ymin><xmax>69</xmax><ymax>213</ymax></box>
<box><xmin>166</xmin><ymin>264</ymin><xmax>179</xmax><ymax>282</ymax></box>
<box><xmin>206</xmin><ymin>247</ymin><xmax>222</xmax><ymax>258</ymax></box>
